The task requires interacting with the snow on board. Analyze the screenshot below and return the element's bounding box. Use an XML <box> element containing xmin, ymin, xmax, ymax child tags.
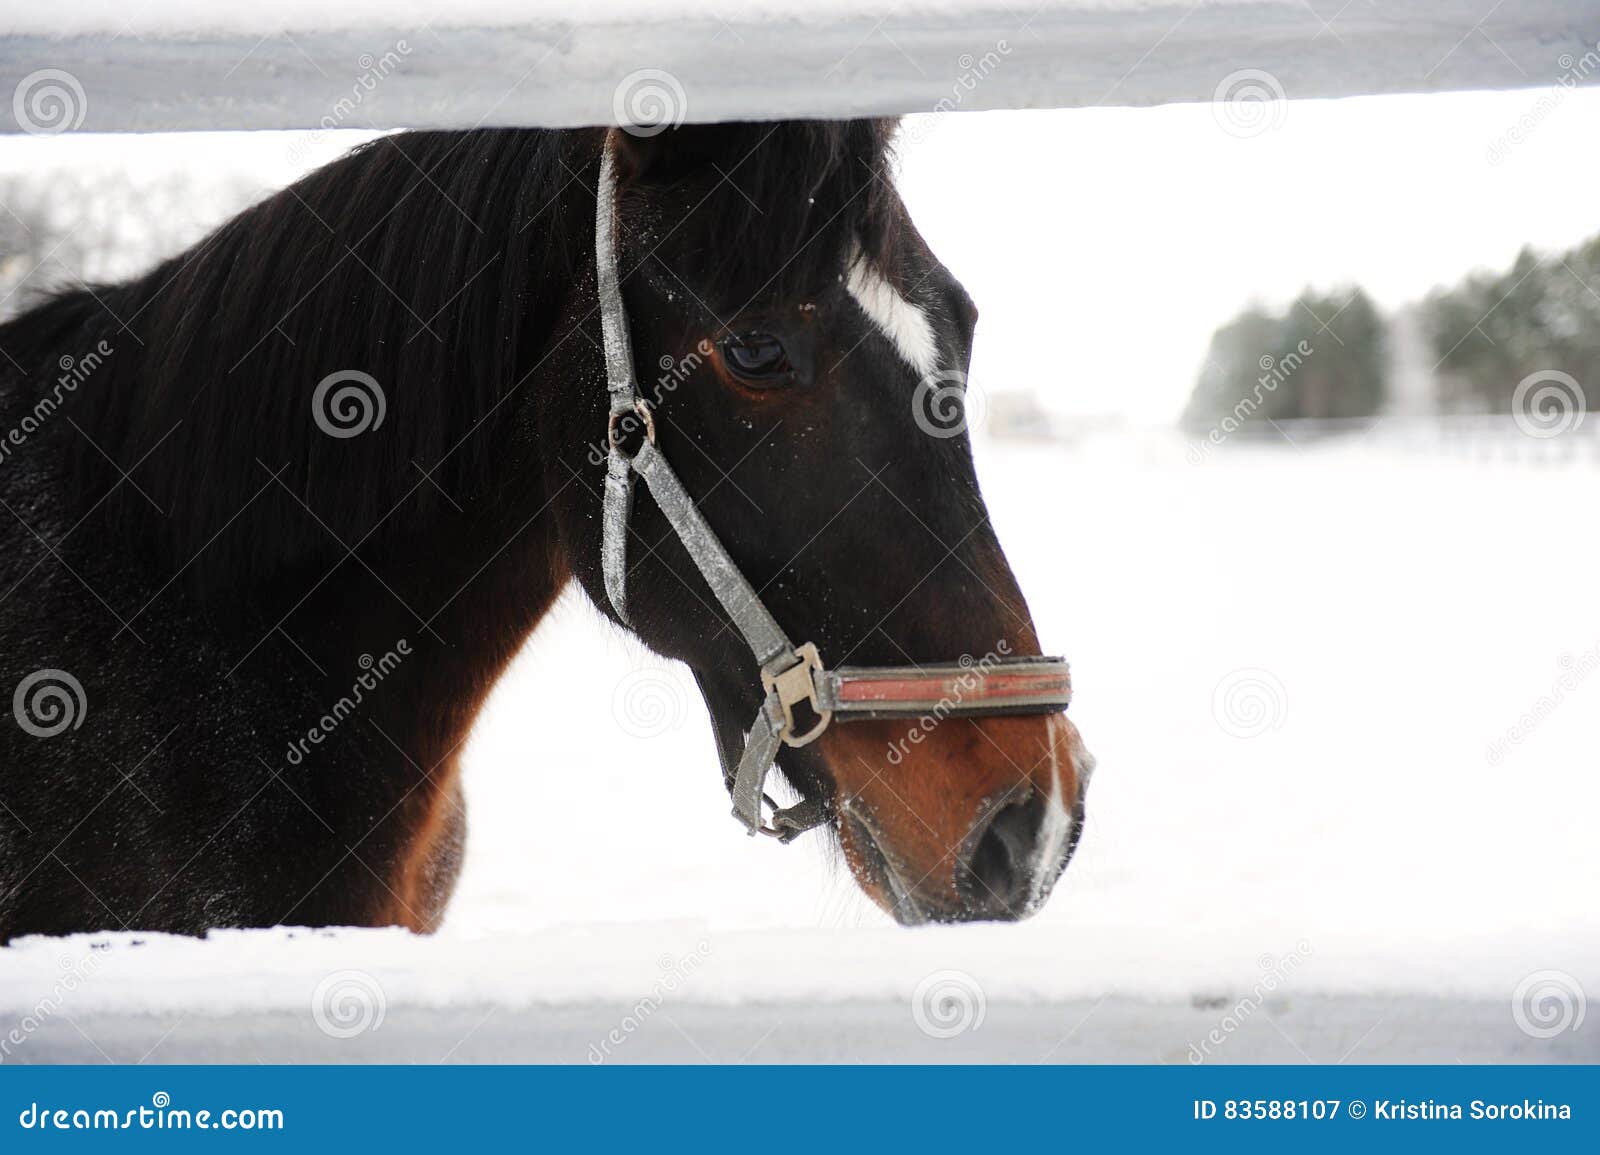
<box><xmin>4</xmin><ymin>1</ymin><xmax>1600</xmax><ymax>134</ymax></box>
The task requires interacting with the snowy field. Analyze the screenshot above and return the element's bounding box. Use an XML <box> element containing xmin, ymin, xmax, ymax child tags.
<box><xmin>3</xmin><ymin>433</ymin><xmax>1597</xmax><ymax>1063</ymax></box>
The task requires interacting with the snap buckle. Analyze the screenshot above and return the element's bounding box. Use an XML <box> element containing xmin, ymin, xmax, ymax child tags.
<box><xmin>762</xmin><ymin>642</ymin><xmax>832</xmax><ymax>747</ymax></box>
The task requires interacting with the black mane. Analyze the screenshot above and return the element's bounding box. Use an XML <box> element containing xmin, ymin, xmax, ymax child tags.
<box><xmin>0</xmin><ymin>121</ymin><xmax>901</xmax><ymax>593</ymax></box>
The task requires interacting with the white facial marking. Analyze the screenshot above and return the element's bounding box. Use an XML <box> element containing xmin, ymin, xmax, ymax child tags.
<box><xmin>1028</xmin><ymin>715</ymin><xmax>1078</xmax><ymax>910</ymax></box>
<box><xmin>845</xmin><ymin>250</ymin><xmax>939</xmax><ymax>376</ymax></box>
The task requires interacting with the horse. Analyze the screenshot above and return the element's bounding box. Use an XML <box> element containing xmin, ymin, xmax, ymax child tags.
<box><xmin>0</xmin><ymin>120</ymin><xmax>1093</xmax><ymax>941</ymax></box>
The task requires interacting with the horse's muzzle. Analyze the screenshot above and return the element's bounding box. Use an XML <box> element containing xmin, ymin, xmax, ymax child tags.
<box><xmin>843</xmin><ymin>772</ymin><xmax>1084</xmax><ymax>926</ymax></box>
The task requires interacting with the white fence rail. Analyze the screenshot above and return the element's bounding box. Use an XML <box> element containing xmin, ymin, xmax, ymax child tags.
<box><xmin>3</xmin><ymin>1</ymin><xmax>1600</xmax><ymax>134</ymax></box>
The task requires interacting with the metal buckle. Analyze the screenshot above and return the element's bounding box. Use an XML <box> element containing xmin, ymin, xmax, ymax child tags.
<box><xmin>761</xmin><ymin>642</ymin><xmax>832</xmax><ymax>747</ymax></box>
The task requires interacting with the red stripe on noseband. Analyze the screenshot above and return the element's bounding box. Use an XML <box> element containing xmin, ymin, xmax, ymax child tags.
<box><xmin>834</xmin><ymin>669</ymin><xmax>1071</xmax><ymax>706</ymax></box>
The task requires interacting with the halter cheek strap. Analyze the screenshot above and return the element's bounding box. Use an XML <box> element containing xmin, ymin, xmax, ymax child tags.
<box><xmin>596</xmin><ymin>138</ymin><xmax>643</xmax><ymax>624</ymax></box>
<box><xmin>593</xmin><ymin>133</ymin><xmax>1072</xmax><ymax>843</ymax></box>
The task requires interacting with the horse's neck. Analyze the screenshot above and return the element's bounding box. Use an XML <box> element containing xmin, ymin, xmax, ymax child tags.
<box><xmin>270</xmin><ymin>485</ymin><xmax>572</xmax><ymax>776</ymax></box>
<box><xmin>253</xmin><ymin>503</ymin><xmax>569</xmax><ymax>932</ymax></box>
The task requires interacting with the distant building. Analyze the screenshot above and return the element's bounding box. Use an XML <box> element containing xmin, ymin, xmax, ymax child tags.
<box><xmin>983</xmin><ymin>391</ymin><xmax>1055</xmax><ymax>441</ymax></box>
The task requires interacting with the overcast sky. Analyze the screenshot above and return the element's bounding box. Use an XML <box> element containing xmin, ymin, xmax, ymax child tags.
<box><xmin>4</xmin><ymin>85</ymin><xmax>1599</xmax><ymax>420</ymax></box>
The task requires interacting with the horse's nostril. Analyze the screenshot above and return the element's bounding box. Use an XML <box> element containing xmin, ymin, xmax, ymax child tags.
<box><xmin>961</xmin><ymin>793</ymin><xmax>1048</xmax><ymax>919</ymax></box>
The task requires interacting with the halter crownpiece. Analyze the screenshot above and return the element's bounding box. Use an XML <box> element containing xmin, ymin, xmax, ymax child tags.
<box><xmin>593</xmin><ymin>133</ymin><xmax>1072</xmax><ymax>842</ymax></box>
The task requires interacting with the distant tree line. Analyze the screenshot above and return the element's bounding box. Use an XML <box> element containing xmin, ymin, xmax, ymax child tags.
<box><xmin>1182</xmin><ymin>228</ymin><xmax>1600</xmax><ymax>433</ymax></box>
<box><xmin>1181</xmin><ymin>287</ymin><xmax>1386</xmax><ymax>437</ymax></box>
<box><xmin>0</xmin><ymin>169</ymin><xmax>258</xmax><ymax>320</ymax></box>
<box><xmin>1420</xmin><ymin>234</ymin><xmax>1600</xmax><ymax>414</ymax></box>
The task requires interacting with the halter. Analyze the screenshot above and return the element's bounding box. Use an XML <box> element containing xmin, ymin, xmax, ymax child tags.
<box><xmin>594</xmin><ymin>135</ymin><xmax>1073</xmax><ymax>842</ymax></box>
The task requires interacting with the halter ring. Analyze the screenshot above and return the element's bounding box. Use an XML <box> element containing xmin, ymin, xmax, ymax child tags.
<box><xmin>607</xmin><ymin>399</ymin><xmax>656</xmax><ymax>453</ymax></box>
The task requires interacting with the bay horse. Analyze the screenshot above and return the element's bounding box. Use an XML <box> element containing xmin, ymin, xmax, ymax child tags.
<box><xmin>0</xmin><ymin>120</ymin><xmax>1092</xmax><ymax>941</ymax></box>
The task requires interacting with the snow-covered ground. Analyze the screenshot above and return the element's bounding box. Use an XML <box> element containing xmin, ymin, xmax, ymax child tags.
<box><xmin>450</xmin><ymin>430</ymin><xmax>1600</xmax><ymax>999</ymax></box>
<box><xmin>3</xmin><ymin>433</ymin><xmax>1597</xmax><ymax>1062</ymax></box>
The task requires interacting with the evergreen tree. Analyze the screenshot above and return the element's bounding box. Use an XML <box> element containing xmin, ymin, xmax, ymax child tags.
<box><xmin>1420</xmin><ymin>237</ymin><xmax>1600</xmax><ymax>413</ymax></box>
<box><xmin>1181</xmin><ymin>287</ymin><xmax>1388</xmax><ymax>435</ymax></box>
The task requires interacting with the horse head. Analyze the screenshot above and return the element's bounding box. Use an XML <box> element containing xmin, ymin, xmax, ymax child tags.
<box><xmin>548</xmin><ymin>122</ymin><xmax>1093</xmax><ymax>924</ymax></box>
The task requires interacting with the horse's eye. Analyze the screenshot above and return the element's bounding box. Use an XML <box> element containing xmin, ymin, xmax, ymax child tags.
<box><xmin>718</xmin><ymin>331</ymin><xmax>791</xmax><ymax>384</ymax></box>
